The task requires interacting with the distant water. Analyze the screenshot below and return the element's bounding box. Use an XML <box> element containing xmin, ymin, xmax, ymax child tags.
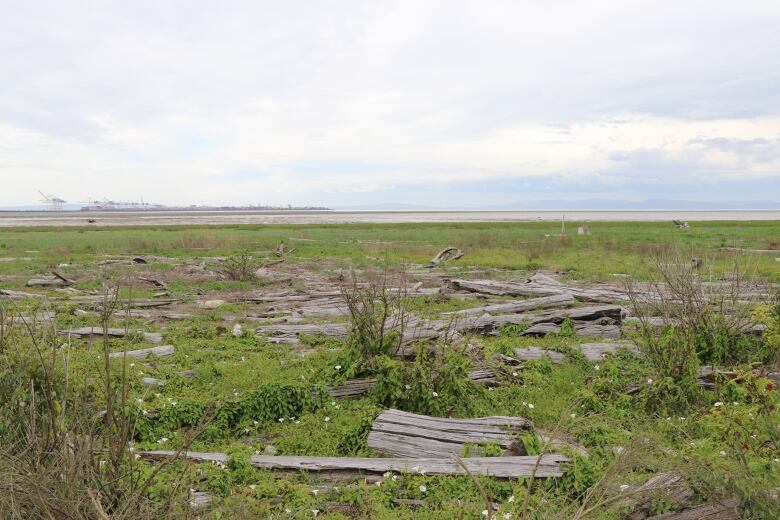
<box><xmin>0</xmin><ymin>210</ymin><xmax>778</xmax><ymax>227</ymax></box>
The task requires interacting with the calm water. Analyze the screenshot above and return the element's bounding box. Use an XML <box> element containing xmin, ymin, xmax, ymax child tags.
<box><xmin>0</xmin><ymin>210</ymin><xmax>778</xmax><ymax>227</ymax></box>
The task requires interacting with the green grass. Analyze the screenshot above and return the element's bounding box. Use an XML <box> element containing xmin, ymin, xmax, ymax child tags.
<box><xmin>1</xmin><ymin>220</ymin><xmax>779</xmax><ymax>519</ymax></box>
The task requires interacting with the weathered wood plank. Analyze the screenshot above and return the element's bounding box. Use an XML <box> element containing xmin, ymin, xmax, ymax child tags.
<box><xmin>367</xmin><ymin>409</ymin><xmax>532</xmax><ymax>458</ymax></box>
<box><xmin>57</xmin><ymin>327</ymin><xmax>163</xmax><ymax>344</ymax></box>
<box><xmin>647</xmin><ymin>499</ymin><xmax>740</xmax><ymax>519</ymax></box>
<box><xmin>108</xmin><ymin>344</ymin><xmax>174</xmax><ymax>359</ymax></box>
<box><xmin>444</xmin><ymin>293</ymin><xmax>575</xmax><ymax>316</ymax></box>
<box><xmin>327</xmin><ymin>369</ymin><xmax>499</xmax><ymax>399</ymax></box>
<box><xmin>514</xmin><ymin>347</ymin><xmax>566</xmax><ymax>363</ymax></box>
<box><xmin>138</xmin><ymin>450</ymin><xmax>568</xmax><ymax>479</ymax></box>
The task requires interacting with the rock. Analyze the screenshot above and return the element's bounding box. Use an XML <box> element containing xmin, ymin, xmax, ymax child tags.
<box><xmin>232</xmin><ymin>323</ymin><xmax>242</xmax><ymax>337</ymax></box>
<box><xmin>263</xmin><ymin>445</ymin><xmax>278</xmax><ymax>455</ymax></box>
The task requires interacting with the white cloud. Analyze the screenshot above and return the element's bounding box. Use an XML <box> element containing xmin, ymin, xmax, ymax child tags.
<box><xmin>0</xmin><ymin>0</ymin><xmax>779</xmax><ymax>206</ymax></box>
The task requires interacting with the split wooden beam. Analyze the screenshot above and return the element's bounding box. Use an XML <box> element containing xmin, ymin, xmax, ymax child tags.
<box><xmin>367</xmin><ymin>409</ymin><xmax>532</xmax><ymax>458</ymax></box>
<box><xmin>108</xmin><ymin>344</ymin><xmax>174</xmax><ymax>360</ymax></box>
<box><xmin>136</xmin><ymin>450</ymin><xmax>569</xmax><ymax>479</ymax></box>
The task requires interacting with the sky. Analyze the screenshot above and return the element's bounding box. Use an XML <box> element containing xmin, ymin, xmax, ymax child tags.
<box><xmin>1</xmin><ymin>0</ymin><xmax>779</xmax><ymax>209</ymax></box>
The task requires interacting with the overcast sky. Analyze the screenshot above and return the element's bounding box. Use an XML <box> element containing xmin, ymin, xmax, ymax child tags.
<box><xmin>1</xmin><ymin>1</ymin><xmax>779</xmax><ymax>208</ymax></box>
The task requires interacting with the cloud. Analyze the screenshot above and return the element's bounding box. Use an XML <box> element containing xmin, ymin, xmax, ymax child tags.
<box><xmin>0</xmin><ymin>1</ymin><xmax>779</xmax><ymax>206</ymax></box>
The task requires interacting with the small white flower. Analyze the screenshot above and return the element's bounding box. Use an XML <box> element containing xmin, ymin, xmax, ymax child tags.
<box><xmin>720</xmin><ymin>451</ymin><xmax>727</xmax><ymax>456</ymax></box>
<box><xmin>331</xmin><ymin>401</ymin><xmax>336</xmax><ymax>406</ymax></box>
<box><xmin>482</xmin><ymin>510</ymin><xmax>489</xmax><ymax>517</ymax></box>
<box><xmin>285</xmin><ymin>509</ymin><xmax>291</xmax><ymax>513</ymax></box>
<box><xmin>311</xmin><ymin>489</ymin><xmax>319</xmax><ymax>495</ymax></box>
<box><xmin>253</xmin><ymin>420</ymin><xmax>258</xmax><ymax>426</ymax></box>
<box><xmin>374</xmin><ymin>481</ymin><xmax>381</xmax><ymax>486</ymax></box>
<box><xmin>570</xmin><ymin>413</ymin><xmax>576</xmax><ymax>418</ymax></box>
<box><xmin>527</xmin><ymin>403</ymin><xmax>534</xmax><ymax>409</ymax></box>
<box><xmin>136</xmin><ymin>398</ymin><xmax>143</xmax><ymax>404</ymax></box>
<box><xmin>419</xmin><ymin>485</ymin><xmax>427</xmax><ymax>492</ymax></box>
<box><xmin>646</xmin><ymin>378</ymin><xmax>653</xmax><ymax>385</ymax></box>
<box><xmin>512</xmin><ymin>372</ymin><xmax>518</xmax><ymax>377</ymax></box>
<box><xmin>278</xmin><ymin>418</ymin><xmax>284</xmax><ymax>423</ymax></box>
<box><xmin>249</xmin><ymin>484</ymin><xmax>256</xmax><ymax>490</ymax></box>
<box><xmin>312</xmin><ymin>510</ymin><xmax>319</xmax><ymax>517</ymax></box>
<box><xmin>335</xmin><ymin>365</ymin><xmax>342</xmax><ymax>370</ymax></box>
<box><xmin>392</xmin><ymin>475</ymin><xmax>398</xmax><ymax>481</ymax></box>
<box><xmin>503</xmin><ymin>514</ymin><xmax>512</xmax><ymax>519</ymax></box>
<box><xmin>405</xmin><ymin>384</ymin><xmax>411</xmax><ymax>390</ymax></box>
<box><xmin>432</xmin><ymin>391</ymin><xmax>439</xmax><ymax>397</ymax></box>
<box><xmin>130</xmin><ymin>363</ymin><xmax>135</xmax><ymax>368</ymax></box>
<box><xmin>594</xmin><ymin>365</ymin><xmax>600</xmax><ymax>370</ymax></box>
<box><xmin>619</xmin><ymin>484</ymin><xmax>629</xmax><ymax>492</ymax></box>
<box><xmin>507</xmin><ymin>495</ymin><xmax>515</xmax><ymax>503</ymax></box>
<box><xmin>679</xmin><ymin>417</ymin><xmax>685</xmax><ymax>421</ymax></box>
<box><xmin>324</xmin><ymin>416</ymin><xmax>330</xmax><ymax>422</ymax></box>
<box><xmin>714</xmin><ymin>401</ymin><xmax>723</xmax><ymax>407</ymax></box>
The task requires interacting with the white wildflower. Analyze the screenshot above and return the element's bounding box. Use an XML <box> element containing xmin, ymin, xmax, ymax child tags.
<box><xmin>619</xmin><ymin>484</ymin><xmax>629</xmax><ymax>492</ymax></box>
<box><xmin>714</xmin><ymin>401</ymin><xmax>723</xmax><ymax>407</ymax></box>
<box><xmin>419</xmin><ymin>485</ymin><xmax>427</xmax><ymax>492</ymax></box>
<box><xmin>527</xmin><ymin>403</ymin><xmax>535</xmax><ymax>409</ymax></box>
<box><xmin>324</xmin><ymin>416</ymin><xmax>330</xmax><ymax>422</ymax></box>
<box><xmin>335</xmin><ymin>365</ymin><xmax>341</xmax><ymax>370</ymax></box>
<box><xmin>432</xmin><ymin>391</ymin><xmax>439</xmax><ymax>397</ymax></box>
<box><xmin>507</xmin><ymin>495</ymin><xmax>515</xmax><ymax>503</ymax></box>
<box><xmin>646</xmin><ymin>378</ymin><xmax>653</xmax><ymax>385</ymax></box>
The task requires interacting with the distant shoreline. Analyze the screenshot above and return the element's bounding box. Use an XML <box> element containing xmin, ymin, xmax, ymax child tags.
<box><xmin>0</xmin><ymin>209</ymin><xmax>778</xmax><ymax>227</ymax></box>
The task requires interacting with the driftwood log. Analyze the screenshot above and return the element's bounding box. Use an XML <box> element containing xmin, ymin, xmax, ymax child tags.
<box><xmin>647</xmin><ymin>499</ymin><xmax>739</xmax><ymax>519</ymax></box>
<box><xmin>514</xmin><ymin>342</ymin><xmax>637</xmax><ymax>364</ymax></box>
<box><xmin>136</xmin><ymin>450</ymin><xmax>569</xmax><ymax>479</ymax></box>
<box><xmin>58</xmin><ymin>327</ymin><xmax>163</xmax><ymax>344</ymax></box>
<box><xmin>444</xmin><ymin>293</ymin><xmax>574</xmax><ymax>316</ymax></box>
<box><xmin>108</xmin><ymin>344</ymin><xmax>174</xmax><ymax>360</ymax></box>
<box><xmin>430</xmin><ymin>247</ymin><xmax>464</xmax><ymax>265</ymax></box>
<box><xmin>327</xmin><ymin>368</ymin><xmax>499</xmax><ymax>399</ymax></box>
<box><xmin>367</xmin><ymin>409</ymin><xmax>531</xmax><ymax>458</ymax></box>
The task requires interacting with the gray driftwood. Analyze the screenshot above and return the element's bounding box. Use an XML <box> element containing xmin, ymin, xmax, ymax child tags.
<box><xmin>627</xmin><ymin>472</ymin><xmax>694</xmax><ymax>520</ymax></box>
<box><xmin>367</xmin><ymin>409</ymin><xmax>531</xmax><ymax>458</ymax></box>
<box><xmin>108</xmin><ymin>344</ymin><xmax>174</xmax><ymax>360</ymax></box>
<box><xmin>431</xmin><ymin>247</ymin><xmax>464</xmax><ymax>265</ymax></box>
<box><xmin>327</xmin><ymin>368</ymin><xmax>498</xmax><ymax>399</ymax></box>
<box><xmin>647</xmin><ymin>498</ymin><xmax>739</xmax><ymax>519</ymax></box>
<box><xmin>137</xmin><ymin>450</ymin><xmax>569</xmax><ymax>479</ymax></box>
<box><xmin>444</xmin><ymin>293</ymin><xmax>574</xmax><ymax>316</ymax></box>
<box><xmin>58</xmin><ymin>327</ymin><xmax>163</xmax><ymax>344</ymax></box>
<box><xmin>514</xmin><ymin>347</ymin><xmax>566</xmax><ymax>363</ymax></box>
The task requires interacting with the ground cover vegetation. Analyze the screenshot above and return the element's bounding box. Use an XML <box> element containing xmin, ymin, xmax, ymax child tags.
<box><xmin>0</xmin><ymin>220</ymin><xmax>778</xmax><ymax>519</ymax></box>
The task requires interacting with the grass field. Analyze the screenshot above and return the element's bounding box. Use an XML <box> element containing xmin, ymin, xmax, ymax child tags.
<box><xmin>0</xmin><ymin>220</ymin><xmax>779</xmax><ymax>519</ymax></box>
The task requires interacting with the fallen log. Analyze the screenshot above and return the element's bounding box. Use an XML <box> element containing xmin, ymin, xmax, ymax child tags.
<box><xmin>515</xmin><ymin>342</ymin><xmax>637</xmax><ymax>363</ymax></box>
<box><xmin>51</xmin><ymin>271</ymin><xmax>75</xmax><ymax>285</ymax></box>
<box><xmin>136</xmin><ymin>451</ymin><xmax>569</xmax><ymax>479</ymax></box>
<box><xmin>521</xmin><ymin>321</ymin><xmax>621</xmax><ymax>339</ymax></box>
<box><xmin>58</xmin><ymin>327</ymin><xmax>163</xmax><ymax>344</ymax></box>
<box><xmin>367</xmin><ymin>409</ymin><xmax>531</xmax><ymax>458</ymax></box>
<box><xmin>647</xmin><ymin>498</ymin><xmax>739</xmax><ymax>519</ymax></box>
<box><xmin>108</xmin><ymin>345</ymin><xmax>174</xmax><ymax>360</ymax></box>
<box><xmin>449</xmin><ymin>279</ymin><xmax>561</xmax><ymax>297</ymax></box>
<box><xmin>627</xmin><ymin>472</ymin><xmax>694</xmax><ymax>520</ymax></box>
<box><xmin>431</xmin><ymin>247</ymin><xmax>464</xmax><ymax>265</ymax></box>
<box><xmin>514</xmin><ymin>347</ymin><xmax>566</xmax><ymax>364</ymax></box>
<box><xmin>327</xmin><ymin>368</ymin><xmax>499</xmax><ymax>399</ymax></box>
<box><xmin>69</xmin><ymin>297</ymin><xmax>179</xmax><ymax>308</ymax></box>
<box><xmin>161</xmin><ymin>312</ymin><xmax>193</xmax><ymax>320</ymax></box>
<box><xmin>26</xmin><ymin>277</ymin><xmax>64</xmax><ymax>287</ymax></box>
<box><xmin>0</xmin><ymin>289</ymin><xmax>41</xmax><ymax>298</ymax></box>
<box><xmin>444</xmin><ymin>293</ymin><xmax>574</xmax><ymax>316</ymax></box>
<box><xmin>256</xmin><ymin>323</ymin><xmax>350</xmax><ymax>344</ymax></box>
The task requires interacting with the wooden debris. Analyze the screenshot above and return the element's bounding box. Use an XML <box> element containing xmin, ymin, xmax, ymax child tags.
<box><xmin>327</xmin><ymin>369</ymin><xmax>499</xmax><ymax>399</ymax></box>
<box><xmin>647</xmin><ymin>498</ymin><xmax>739</xmax><ymax>519</ymax></box>
<box><xmin>69</xmin><ymin>297</ymin><xmax>178</xmax><ymax>308</ymax></box>
<box><xmin>449</xmin><ymin>279</ymin><xmax>561</xmax><ymax>297</ymax></box>
<box><xmin>189</xmin><ymin>491</ymin><xmax>212</xmax><ymax>509</ymax></box>
<box><xmin>198</xmin><ymin>299</ymin><xmax>226</xmax><ymax>309</ymax></box>
<box><xmin>577</xmin><ymin>225</ymin><xmax>590</xmax><ymax>235</ymax></box>
<box><xmin>627</xmin><ymin>472</ymin><xmax>694</xmax><ymax>520</ymax></box>
<box><xmin>577</xmin><ymin>342</ymin><xmax>639</xmax><ymax>361</ymax></box>
<box><xmin>51</xmin><ymin>271</ymin><xmax>75</xmax><ymax>285</ymax></box>
<box><xmin>672</xmin><ymin>220</ymin><xmax>690</xmax><ymax>229</ymax></box>
<box><xmin>139</xmin><ymin>276</ymin><xmax>168</xmax><ymax>290</ymax></box>
<box><xmin>141</xmin><ymin>377</ymin><xmax>165</xmax><ymax>388</ymax></box>
<box><xmin>430</xmin><ymin>247</ymin><xmax>464</xmax><ymax>265</ymax></box>
<box><xmin>0</xmin><ymin>288</ymin><xmax>41</xmax><ymax>298</ymax></box>
<box><xmin>136</xmin><ymin>451</ymin><xmax>570</xmax><ymax>479</ymax></box>
<box><xmin>26</xmin><ymin>277</ymin><xmax>64</xmax><ymax>287</ymax></box>
<box><xmin>58</xmin><ymin>327</ymin><xmax>163</xmax><ymax>344</ymax></box>
<box><xmin>522</xmin><ymin>321</ymin><xmax>621</xmax><ymax>339</ymax></box>
<box><xmin>444</xmin><ymin>293</ymin><xmax>575</xmax><ymax>316</ymax></box>
<box><xmin>256</xmin><ymin>322</ymin><xmax>350</xmax><ymax>344</ymax></box>
<box><xmin>367</xmin><ymin>409</ymin><xmax>532</xmax><ymax>458</ymax></box>
<box><xmin>514</xmin><ymin>347</ymin><xmax>566</xmax><ymax>363</ymax></box>
<box><xmin>108</xmin><ymin>344</ymin><xmax>175</xmax><ymax>360</ymax></box>
<box><xmin>161</xmin><ymin>312</ymin><xmax>192</xmax><ymax>320</ymax></box>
